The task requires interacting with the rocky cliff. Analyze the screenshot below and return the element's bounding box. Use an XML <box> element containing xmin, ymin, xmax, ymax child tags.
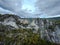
<box><xmin>0</xmin><ymin>14</ymin><xmax>60</xmax><ymax>44</ymax></box>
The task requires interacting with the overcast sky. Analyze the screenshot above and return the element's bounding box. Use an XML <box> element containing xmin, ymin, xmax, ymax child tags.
<box><xmin>0</xmin><ymin>0</ymin><xmax>60</xmax><ymax>18</ymax></box>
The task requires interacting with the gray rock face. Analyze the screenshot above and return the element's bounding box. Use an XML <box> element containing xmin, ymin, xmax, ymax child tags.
<box><xmin>0</xmin><ymin>14</ymin><xmax>60</xmax><ymax>43</ymax></box>
<box><xmin>0</xmin><ymin>14</ymin><xmax>39</xmax><ymax>30</ymax></box>
<box><xmin>38</xmin><ymin>19</ymin><xmax>60</xmax><ymax>44</ymax></box>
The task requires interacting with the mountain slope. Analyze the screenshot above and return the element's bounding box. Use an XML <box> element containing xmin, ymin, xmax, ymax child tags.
<box><xmin>0</xmin><ymin>14</ymin><xmax>60</xmax><ymax>44</ymax></box>
<box><xmin>0</xmin><ymin>14</ymin><xmax>39</xmax><ymax>30</ymax></box>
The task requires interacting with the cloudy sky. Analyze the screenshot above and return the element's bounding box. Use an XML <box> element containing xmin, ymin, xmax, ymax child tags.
<box><xmin>0</xmin><ymin>0</ymin><xmax>60</xmax><ymax>18</ymax></box>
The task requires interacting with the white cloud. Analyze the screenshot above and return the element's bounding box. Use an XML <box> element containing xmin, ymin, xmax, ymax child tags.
<box><xmin>0</xmin><ymin>0</ymin><xmax>22</xmax><ymax>12</ymax></box>
<box><xmin>0</xmin><ymin>0</ymin><xmax>38</xmax><ymax>18</ymax></box>
<box><xmin>0</xmin><ymin>7</ymin><xmax>14</xmax><ymax>14</ymax></box>
<box><xmin>0</xmin><ymin>0</ymin><xmax>23</xmax><ymax>17</ymax></box>
<box><xmin>36</xmin><ymin>0</ymin><xmax>60</xmax><ymax>16</ymax></box>
<box><xmin>1</xmin><ymin>0</ymin><xmax>60</xmax><ymax>18</ymax></box>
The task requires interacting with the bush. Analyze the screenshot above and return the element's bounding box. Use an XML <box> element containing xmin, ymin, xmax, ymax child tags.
<box><xmin>0</xmin><ymin>28</ymin><xmax>55</xmax><ymax>45</ymax></box>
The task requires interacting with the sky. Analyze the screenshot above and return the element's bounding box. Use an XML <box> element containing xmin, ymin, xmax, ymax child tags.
<box><xmin>0</xmin><ymin>0</ymin><xmax>60</xmax><ymax>18</ymax></box>
<box><xmin>22</xmin><ymin>0</ymin><xmax>36</xmax><ymax>12</ymax></box>
<box><xmin>36</xmin><ymin>0</ymin><xmax>60</xmax><ymax>18</ymax></box>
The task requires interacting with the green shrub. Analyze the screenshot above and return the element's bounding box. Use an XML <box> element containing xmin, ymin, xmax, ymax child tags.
<box><xmin>0</xmin><ymin>28</ymin><xmax>55</xmax><ymax>45</ymax></box>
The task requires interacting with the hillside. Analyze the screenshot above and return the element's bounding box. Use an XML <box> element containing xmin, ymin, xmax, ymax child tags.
<box><xmin>0</xmin><ymin>14</ymin><xmax>60</xmax><ymax>45</ymax></box>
